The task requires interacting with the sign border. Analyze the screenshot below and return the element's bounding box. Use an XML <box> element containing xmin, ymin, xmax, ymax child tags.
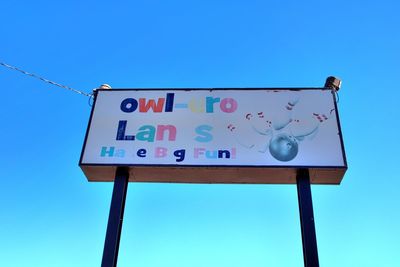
<box><xmin>79</xmin><ymin>88</ymin><xmax>347</xmax><ymax>184</ymax></box>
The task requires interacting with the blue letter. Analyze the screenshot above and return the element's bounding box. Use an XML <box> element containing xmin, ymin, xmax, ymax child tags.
<box><xmin>137</xmin><ymin>149</ymin><xmax>147</xmax><ymax>157</ymax></box>
<box><xmin>174</xmin><ymin>149</ymin><xmax>186</xmax><ymax>162</ymax></box>
<box><xmin>101</xmin><ymin>146</ymin><xmax>115</xmax><ymax>157</ymax></box>
<box><xmin>121</xmin><ymin>98</ymin><xmax>138</xmax><ymax>113</ymax></box>
<box><xmin>195</xmin><ymin>125</ymin><xmax>213</xmax><ymax>142</ymax></box>
<box><xmin>218</xmin><ymin>150</ymin><xmax>231</xmax><ymax>158</ymax></box>
<box><xmin>116</xmin><ymin>120</ymin><xmax>135</xmax><ymax>140</ymax></box>
<box><xmin>165</xmin><ymin>93</ymin><xmax>175</xmax><ymax>112</ymax></box>
<box><xmin>136</xmin><ymin>125</ymin><xmax>156</xmax><ymax>142</ymax></box>
<box><xmin>206</xmin><ymin>97</ymin><xmax>220</xmax><ymax>113</ymax></box>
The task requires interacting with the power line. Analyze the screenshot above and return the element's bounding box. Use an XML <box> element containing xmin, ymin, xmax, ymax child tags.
<box><xmin>0</xmin><ymin>61</ymin><xmax>92</xmax><ymax>97</ymax></box>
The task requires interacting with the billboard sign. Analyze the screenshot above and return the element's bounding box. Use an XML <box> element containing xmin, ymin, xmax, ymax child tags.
<box><xmin>80</xmin><ymin>89</ymin><xmax>347</xmax><ymax>184</ymax></box>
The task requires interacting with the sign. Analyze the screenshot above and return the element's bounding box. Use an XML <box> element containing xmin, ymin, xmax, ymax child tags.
<box><xmin>80</xmin><ymin>89</ymin><xmax>347</xmax><ymax>184</ymax></box>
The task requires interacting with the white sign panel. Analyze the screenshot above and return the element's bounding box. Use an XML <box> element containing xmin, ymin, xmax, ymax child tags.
<box><xmin>80</xmin><ymin>89</ymin><xmax>347</xmax><ymax>184</ymax></box>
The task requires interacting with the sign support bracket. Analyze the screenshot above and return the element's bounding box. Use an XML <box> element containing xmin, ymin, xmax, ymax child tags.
<box><xmin>101</xmin><ymin>167</ymin><xmax>129</xmax><ymax>267</ymax></box>
<box><xmin>297</xmin><ymin>168</ymin><xmax>320</xmax><ymax>267</ymax></box>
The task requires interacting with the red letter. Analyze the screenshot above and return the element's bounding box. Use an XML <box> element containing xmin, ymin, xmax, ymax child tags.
<box><xmin>139</xmin><ymin>98</ymin><xmax>165</xmax><ymax>112</ymax></box>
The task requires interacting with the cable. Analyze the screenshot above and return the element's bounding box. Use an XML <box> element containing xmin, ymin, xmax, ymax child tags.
<box><xmin>0</xmin><ymin>61</ymin><xmax>92</xmax><ymax>97</ymax></box>
<box><xmin>88</xmin><ymin>94</ymin><xmax>94</xmax><ymax>107</ymax></box>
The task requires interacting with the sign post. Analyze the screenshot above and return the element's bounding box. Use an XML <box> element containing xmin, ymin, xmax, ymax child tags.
<box><xmin>297</xmin><ymin>168</ymin><xmax>319</xmax><ymax>267</ymax></box>
<box><xmin>101</xmin><ymin>168</ymin><xmax>129</xmax><ymax>267</ymax></box>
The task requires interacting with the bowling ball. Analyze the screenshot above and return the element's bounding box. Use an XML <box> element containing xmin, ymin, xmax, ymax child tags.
<box><xmin>269</xmin><ymin>133</ymin><xmax>298</xmax><ymax>161</ymax></box>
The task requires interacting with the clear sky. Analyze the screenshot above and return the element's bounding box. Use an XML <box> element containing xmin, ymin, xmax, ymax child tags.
<box><xmin>1</xmin><ymin>0</ymin><xmax>399</xmax><ymax>266</ymax></box>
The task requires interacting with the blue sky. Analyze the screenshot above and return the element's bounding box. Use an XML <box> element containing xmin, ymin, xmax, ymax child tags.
<box><xmin>1</xmin><ymin>0</ymin><xmax>399</xmax><ymax>266</ymax></box>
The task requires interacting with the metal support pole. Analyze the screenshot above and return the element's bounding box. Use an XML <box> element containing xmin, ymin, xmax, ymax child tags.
<box><xmin>101</xmin><ymin>167</ymin><xmax>130</xmax><ymax>267</ymax></box>
<box><xmin>297</xmin><ymin>169</ymin><xmax>319</xmax><ymax>267</ymax></box>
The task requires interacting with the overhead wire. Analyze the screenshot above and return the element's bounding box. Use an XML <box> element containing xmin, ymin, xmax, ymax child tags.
<box><xmin>0</xmin><ymin>61</ymin><xmax>92</xmax><ymax>97</ymax></box>
<box><xmin>3</xmin><ymin>61</ymin><xmax>340</xmax><ymax>106</ymax></box>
